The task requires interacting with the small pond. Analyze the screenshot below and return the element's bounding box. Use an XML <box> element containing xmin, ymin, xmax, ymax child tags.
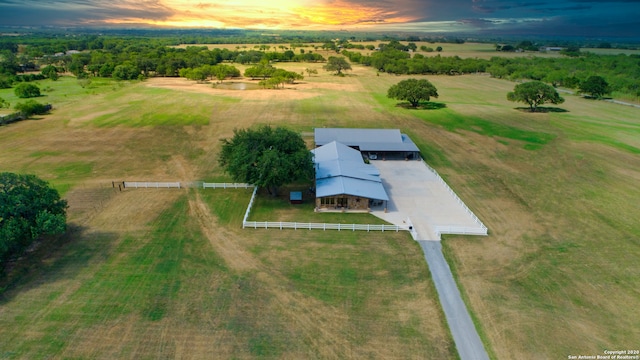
<box><xmin>213</xmin><ymin>82</ymin><xmax>261</xmax><ymax>90</ymax></box>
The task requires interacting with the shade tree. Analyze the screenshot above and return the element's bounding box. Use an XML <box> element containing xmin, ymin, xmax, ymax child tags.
<box><xmin>323</xmin><ymin>56</ymin><xmax>351</xmax><ymax>75</ymax></box>
<box><xmin>387</xmin><ymin>78</ymin><xmax>439</xmax><ymax>108</ymax></box>
<box><xmin>579</xmin><ymin>75</ymin><xmax>610</xmax><ymax>99</ymax></box>
<box><xmin>507</xmin><ymin>81</ymin><xmax>564</xmax><ymax>112</ymax></box>
<box><xmin>219</xmin><ymin>125</ymin><xmax>314</xmax><ymax>196</ymax></box>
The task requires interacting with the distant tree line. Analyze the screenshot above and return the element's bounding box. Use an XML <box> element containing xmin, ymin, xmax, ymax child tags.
<box><xmin>1</xmin><ymin>33</ymin><xmax>638</xmax><ymax>98</ymax></box>
<box><xmin>343</xmin><ymin>41</ymin><xmax>640</xmax><ymax>98</ymax></box>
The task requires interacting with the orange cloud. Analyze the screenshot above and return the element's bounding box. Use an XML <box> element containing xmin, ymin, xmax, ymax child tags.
<box><xmin>88</xmin><ymin>0</ymin><xmax>418</xmax><ymax>29</ymax></box>
<box><xmin>293</xmin><ymin>0</ymin><xmax>418</xmax><ymax>26</ymax></box>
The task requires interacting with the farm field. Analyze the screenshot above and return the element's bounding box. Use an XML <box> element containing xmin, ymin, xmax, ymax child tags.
<box><xmin>1</xmin><ymin>53</ymin><xmax>639</xmax><ymax>359</ymax></box>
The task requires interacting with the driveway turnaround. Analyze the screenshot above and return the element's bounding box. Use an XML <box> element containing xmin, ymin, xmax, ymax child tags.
<box><xmin>371</xmin><ymin>160</ymin><xmax>489</xmax><ymax>360</ymax></box>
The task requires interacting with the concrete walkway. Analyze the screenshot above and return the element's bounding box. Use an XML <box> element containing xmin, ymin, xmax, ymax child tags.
<box><xmin>370</xmin><ymin>160</ymin><xmax>489</xmax><ymax>360</ymax></box>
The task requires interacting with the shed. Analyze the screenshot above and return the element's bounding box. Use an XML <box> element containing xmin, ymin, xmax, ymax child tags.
<box><xmin>289</xmin><ymin>191</ymin><xmax>303</xmax><ymax>204</ymax></box>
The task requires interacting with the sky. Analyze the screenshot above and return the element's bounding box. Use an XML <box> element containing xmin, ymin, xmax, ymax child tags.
<box><xmin>1</xmin><ymin>0</ymin><xmax>639</xmax><ymax>39</ymax></box>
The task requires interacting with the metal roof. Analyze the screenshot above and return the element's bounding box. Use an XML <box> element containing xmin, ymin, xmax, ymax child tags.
<box><xmin>314</xmin><ymin>128</ymin><xmax>419</xmax><ymax>152</ymax></box>
<box><xmin>312</xmin><ymin>141</ymin><xmax>389</xmax><ymax>201</ymax></box>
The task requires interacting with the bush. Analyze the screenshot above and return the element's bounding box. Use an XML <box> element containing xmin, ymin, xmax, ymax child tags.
<box><xmin>14</xmin><ymin>100</ymin><xmax>51</xmax><ymax>118</ymax></box>
<box><xmin>14</xmin><ymin>82</ymin><xmax>41</xmax><ymax>98</ymax></box>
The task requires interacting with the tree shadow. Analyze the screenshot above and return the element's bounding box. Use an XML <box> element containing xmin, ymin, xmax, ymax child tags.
<box><xmin>0</xmin><ymin>224</ymin><xmax>119</xmax><ymax>302</ymax></box>
<box><xmin>396</xmin><ymin>101</ymin><xmax>447</xmax><ymax>110</ymax></box>
<box><xmin>514</xmin><ymin>107</ymin><xmax>569</xmax><ymax>113</ymax></box>
<box><xmin>582</xmin><ymin>95</ymin><xmax>611</xmax><ymax>100</ymax></box>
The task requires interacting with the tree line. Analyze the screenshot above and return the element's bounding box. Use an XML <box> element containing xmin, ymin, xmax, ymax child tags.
<box><xmin>342</xmin><ymin>41</ymin><xmax>640</xmax><ymax>98</ymax></box>
<box><xmin>1</xmin><ymin>34</ymin><xmax>638</xmax><ymax>98</ymax></box>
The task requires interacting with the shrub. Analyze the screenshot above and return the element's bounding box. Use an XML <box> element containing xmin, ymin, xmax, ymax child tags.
<box><xmin>14</xmin><ymin>82</ymin><xmax>41</xmax><ymax>98</ymax></box>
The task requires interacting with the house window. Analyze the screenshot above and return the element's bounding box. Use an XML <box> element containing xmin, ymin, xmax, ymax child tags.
<box><xmin>320</xmin><ymin>197</ymin><xmax>335</xmax><ymax>206</ymax></box>
<box><xmin>337</xmin><ymin>197</ymin><xmax>348</xmax><ymax>207</ymax></box>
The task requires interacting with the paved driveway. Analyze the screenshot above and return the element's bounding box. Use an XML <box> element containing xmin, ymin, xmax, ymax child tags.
<box><xmin>371</xmin><ymin>160</ymin><xmax>490</xmax><ymax>360</ymax></box>
<box><xmin>371</xmin><ymin>160</ymin><xmax>484</xmax><ymax>240</ymax></box>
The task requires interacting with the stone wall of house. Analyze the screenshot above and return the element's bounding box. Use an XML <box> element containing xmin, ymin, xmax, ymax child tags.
<box><xmin>316</xmin><ymin>195</ymin><xmax>369</xmax><ymax>211</ymax></box>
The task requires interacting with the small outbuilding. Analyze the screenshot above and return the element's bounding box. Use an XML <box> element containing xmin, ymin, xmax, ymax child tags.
<box><xmin>289</xmin><ymin>191</ymin><xmax>303</xmax><ymax>204</ymax></box>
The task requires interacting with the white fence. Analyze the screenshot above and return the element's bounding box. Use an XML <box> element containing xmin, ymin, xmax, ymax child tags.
<box><xmin>202</xmin><ymin>182</ymin><xmax>253</xmax><ymax>189</ymax></box>
<box><xmin>124</xmin><ymin>181</ymin><xmax>181</xmax><ymax>189</ymax></box>
<box><xmin>121</xmin><ymin>181</ymin><xmax>253</xmax><ymax>189</ymax></box>
<box><xmin>421</xmin><ymin>161</ymin><xmax>488</xmax><ymax>235</ymax></box>
<box><xmin>241</xmin><ymin>184</ymin><xmax>409</xmax><ymax>233</ymax></box>
<box><xmin>434</xmin><ymin>226</ymin><xmax>488</xmax><ymax>238</ymax></box>
<box><xmin>243</xmin><ymin>186</ymin><xmax>258</xmax><ymax>225</ymax></box>
<box><xmin>243</xmin><ymin>221</ymin><xmax>409</xmax><ymax>232</ymax></box>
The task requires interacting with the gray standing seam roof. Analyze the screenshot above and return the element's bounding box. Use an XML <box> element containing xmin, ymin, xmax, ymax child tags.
<box><xmin>312</xmin><ymin>141</ymin><xmax>389</xmax><ymax>201</ymax></box>
<box><xmin>314</xmin><ymin>128</ymin><xmax>419</xmax><ymax>152</ymax></box>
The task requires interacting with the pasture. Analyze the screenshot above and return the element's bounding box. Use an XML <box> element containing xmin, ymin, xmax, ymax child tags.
<box><xmin>0</xmin><ymin>52</ymin><xmax>639</xmax><ymax>359</ymax></box>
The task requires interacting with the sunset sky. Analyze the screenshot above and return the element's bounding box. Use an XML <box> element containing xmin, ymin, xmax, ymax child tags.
<box><xmin>1</xmin><ymin>0</ymin><xmax>639</xmax><ymax>38</ymax></box>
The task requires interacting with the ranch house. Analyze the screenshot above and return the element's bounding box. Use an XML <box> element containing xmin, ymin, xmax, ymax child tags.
<box><xmin>312</xmin><ymin>141</ymin><xmax>389</xmax><ymax>212</ymax></box>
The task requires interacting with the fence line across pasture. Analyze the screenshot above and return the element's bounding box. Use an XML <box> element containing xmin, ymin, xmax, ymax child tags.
<box><xmin>116</xmin><ymin>177</ymin><xmax>487</xmax><ymax>238</ymax></box>
<box><xmin>118</xmin><ymin>181</ymin><xmax>253</xmax><ymax>189</ymax></box>
<box><xmin>123</xmin><ymin>181</ymin><xmax>181</xmax><ymax>189</ymax></box>
<box><xmin>202</xmin><ymin>182</ymin><xmax>253</xmax><ymax>189</ymax></box>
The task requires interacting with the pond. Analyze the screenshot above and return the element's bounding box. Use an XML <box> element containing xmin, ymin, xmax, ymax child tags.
<box><xmin>213</xmin><ymin>82</ymin><xmax>261</xmax><ymax>90</ymax></box>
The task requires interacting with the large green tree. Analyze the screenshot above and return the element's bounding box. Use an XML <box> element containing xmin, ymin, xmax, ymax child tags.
<box><xmin>387</xmin><ymin>78</ymin><xmax>439</xmax><ymax>108</ymax></box>
<box><xmin>219</xmin><ymin>125</ymin><xmax>314</xmax><ymax>196</ymax></box>
<box><xmin>507</xmin><ymin>81</ymin><xmax>564</xmax><ymax>112</ymax></box>
<box><xmin>0</xmin><ymin>173</ymin><xmax>67</xmax><ymax>269</ymax></box>
<box><xmin>323</xmin><ymin>56</ymin><xmax>351</xmax><ymax>75</ymax></box>
<box><xmin>579</xmin><ymin>75</ymin><xmax>610</xmax><ymax>99</ymax></box>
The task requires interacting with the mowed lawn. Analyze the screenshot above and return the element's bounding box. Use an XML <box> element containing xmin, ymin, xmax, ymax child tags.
<box><xmin>0</xmin><ymin>58</ymin><xmax>639</xmax><ymax>359</ymax></box>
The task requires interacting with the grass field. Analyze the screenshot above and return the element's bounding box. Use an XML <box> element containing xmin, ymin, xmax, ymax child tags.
<box><xmin>0</xmin><ymin>52</ymin><xmax>639</xmax><ymax>359</ymax></box>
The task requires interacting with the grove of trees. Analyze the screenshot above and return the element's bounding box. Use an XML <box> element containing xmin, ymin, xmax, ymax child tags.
<box><xmin>507</xmin><ymin>81</ymin><xmax>565</xmax><ymax>112</ymax></box>
<box><xmin>0</xmin><ymin>32</ymin><xmax>637</xmax><ymax>99</ymax></box>
<box><xmin>219</xmin><ymin>125</ymin><xmax>314</xmax><ymax>196</ymax></box>
<box><xmin>387</xmin><ymin>78</ymin><xmax>439</xmax><ymax>108</ymax></box>
<box><xmin>0</xmin><ymin>173</ymin><xmax>67</xmax><ymax>271</ymax></box>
